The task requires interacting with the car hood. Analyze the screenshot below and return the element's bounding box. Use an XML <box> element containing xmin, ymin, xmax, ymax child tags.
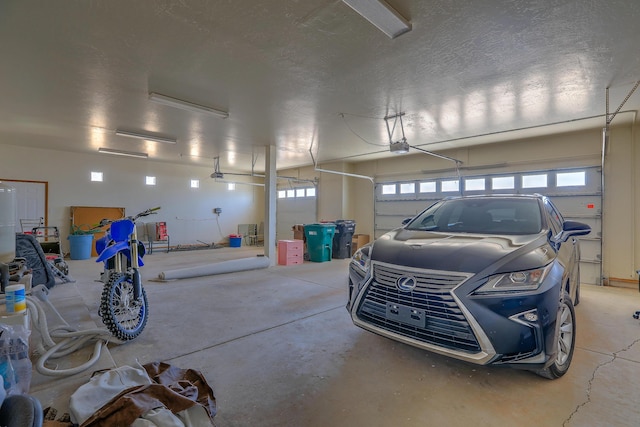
<box><xmin>370</xmin><ymin>228</ymin><xmax>554</xmax><ymax>275</ymax></box>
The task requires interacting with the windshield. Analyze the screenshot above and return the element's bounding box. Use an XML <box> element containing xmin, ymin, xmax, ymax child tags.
<box><xmin>405</xmin><ymin>198</ymin><xmax>543</xmax><ymax>235</ymax></box>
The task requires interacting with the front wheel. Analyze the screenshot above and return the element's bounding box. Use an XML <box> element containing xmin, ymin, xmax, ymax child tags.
<box><xmin>536</xmin><ymin>291</ymin><xmax>575</xmax><ymax>379</ymax></box>
<box><xmin>99</xmin><ymin>272</ymin><xmax>149</xmax><ymax>341</ymax></box>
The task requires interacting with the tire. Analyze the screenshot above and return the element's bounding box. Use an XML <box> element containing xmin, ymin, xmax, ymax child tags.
<box><xmin>99</xmin><ymin>272</ymin><xmax>148</xmax><ymax>341</ymax></box>
<box><xmin>536</xmin><ymin>291</ymin><xmax>575</xmax><ymax>379</ymax></box>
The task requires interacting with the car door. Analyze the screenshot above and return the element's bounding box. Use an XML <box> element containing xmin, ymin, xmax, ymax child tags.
<box><xmin>545</xmin><ymin>199</ymin><xmax>578</xmax><ymax>298</ymax></box>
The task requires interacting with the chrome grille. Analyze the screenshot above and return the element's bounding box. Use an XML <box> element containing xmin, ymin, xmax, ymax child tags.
<box><xmin>356</xmin><ymin>263</ymin><xmax>480</xmax><ymax>353</ymax></box>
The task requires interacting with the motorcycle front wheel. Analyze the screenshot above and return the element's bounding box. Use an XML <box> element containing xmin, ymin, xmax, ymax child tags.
<box><xmin>99</xmin><ymin>272</ymin><xmax>149</xmax><ymax>341</ymax></box>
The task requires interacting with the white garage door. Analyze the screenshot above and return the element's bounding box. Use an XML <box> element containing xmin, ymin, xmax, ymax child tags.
<box><xmin>276</xmin><ymin>186</ymin><xmax>317</xmax><ymax>241</ymax></box>
<box><xmin>374</xmin><ymin>166</ymin><xmax>602</xmax><ymax>284</ymax></box>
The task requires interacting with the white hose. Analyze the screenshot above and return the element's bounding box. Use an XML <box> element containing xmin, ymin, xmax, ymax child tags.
<box><xmin>5</xmin><ymin>285</ymin><xmax>127</xmax><ymax>377</ymax></box>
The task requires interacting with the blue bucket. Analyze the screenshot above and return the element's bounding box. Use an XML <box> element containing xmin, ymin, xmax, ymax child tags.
<box><xmin>229</xmin><ymin>235</ymin><xmax>242</xmax><ymax>248</ymax></box>
<box><xmin>68</xmin><ymin>234</ymin><xmax>94</xmax><ymax>260</ymax></box>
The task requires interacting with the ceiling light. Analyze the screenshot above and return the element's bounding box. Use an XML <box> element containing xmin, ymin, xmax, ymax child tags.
<box><xmin>342</xmin><ymin>0</ymin><xmax>411</xmax><ymax>39</ymax></box>
<box><xmin>149</xmin><ymin>92</ymin><xmax>229</xmax><ymax>119</ymax></box>
<box><xmin>389</xmin><ymin>140</ymin><xmax>410</xmax><ymax>154</ymax></box>
<box><xmin>115</xmin><ymin>129</ymin><xmax>177</xmax><ymax>144</ymax></box>
<box><xmin>98</xmin><ymin>148</ymin><xmax>149</xmax><ymax>159</ymax></box>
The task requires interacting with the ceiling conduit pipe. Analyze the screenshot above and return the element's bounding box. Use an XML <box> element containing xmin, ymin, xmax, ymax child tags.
<box><xmin>309</xmin><ymin>142</ymin><xmax>375</xmax><ymax>183</ymax></box>
<box><xmin>408</xmin><ymin>144</ymin><xmax>464</xmax><ymax>195</ymax></box>
<box><xmin>309</xmin><ymin>140</ymin><xmax>375</xmax><ymax>239</ymax></box>
<box><xmin>602</xmin><ymin>81</ymin><xmax>640</xmax><ymax>286</ymax></box>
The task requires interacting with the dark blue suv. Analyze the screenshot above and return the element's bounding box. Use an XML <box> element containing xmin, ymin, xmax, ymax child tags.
<box><xmin>347</xmin><ymin>194</ymin><xmax>591</xmax><ymax>379</ymax></box>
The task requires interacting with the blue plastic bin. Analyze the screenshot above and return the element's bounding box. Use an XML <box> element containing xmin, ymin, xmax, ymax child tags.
<box><xmin>229</xmin><ymin>234</ymin><xmax>242</xmax><ymax>247</ymax></box>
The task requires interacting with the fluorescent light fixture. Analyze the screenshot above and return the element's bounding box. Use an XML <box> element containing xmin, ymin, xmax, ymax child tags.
<box><xmin>149</xmin><ymin>92</ymin><xmax>229</xmax><ymax>119</ymax></box>
<box><xmin>390</xmin><ymin>140</ymin><xmax>410</xmax><ymax>154</ymax></box>
<box><xmin>98</xmin><ymin>148</ymin><xmax>149</xmax><ymax>159</ymax></box>
<box><xmin>115</xmin><ymin>129</ymin><xmax>177</xmax><ymax>144</ymax></box>
<box><xmin>342</xmin><ymin>0</ymin><xmax>411</xmax><ymax>39</ymax></box>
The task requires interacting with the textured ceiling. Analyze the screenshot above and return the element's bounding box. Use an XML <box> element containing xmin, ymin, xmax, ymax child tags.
<box><xmin>0</xmin><ymin>1</ymin><xmax>639</xmax><ymax>173</ymax></box>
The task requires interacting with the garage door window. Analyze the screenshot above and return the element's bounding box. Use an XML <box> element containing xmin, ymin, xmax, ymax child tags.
<box><xmin>307</xmin><ymin>187</ymin><xmax>316</xmax><ymax>197</ymax></box>
<box><xmin>419</xmin><ymin>181</ymin><xmax>436</xmax><ymax>193</ymax></box>
<box><xmin>441</xmin><ymin>180</ymin><xmax>459</xmax><ymax>192</ymax></box>
<box><xmin>557</xmin><ymin>171</ymin><xmax>585</xmax><ymax>187</ymax></box>
<box><xmin>522</xmin><ymin>174</ymin><xmax>547</xmax><ymax>188</ymax></box>
<box><xmin>492</xmin><ymin>176</ymin><xmax>514</xmax><ymax>190</ymax></box>
<box><xmin>400</xmin><ymin>183</ymin><xmax>415</xmax><ymax>194</ymax></box>
<box><xmin>382</xmin><ymin>184</ymin><xmax>396</xmax><ymax>195</ymax></box>
<box><xmin>465</xmin><ymin>178</ymin><xmax>485</xmax><ymax>191</ymax></box>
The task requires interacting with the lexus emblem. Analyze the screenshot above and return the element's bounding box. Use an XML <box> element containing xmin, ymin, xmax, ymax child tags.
<box><xmin>396</xmin><ymin>276</ymin><xmax>417</xmax><ymax>292</ymax></box>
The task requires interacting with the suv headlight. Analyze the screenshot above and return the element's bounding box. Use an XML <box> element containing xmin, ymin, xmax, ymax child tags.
<box><xmin>351</xmin><ymin>245</ymin><xmax>371</xmax><ymax>274</ymax></box>
<box><xmin>474</xmin><ymin>263</ymin><xmax>552</xmax><ymax>294</ymax></box>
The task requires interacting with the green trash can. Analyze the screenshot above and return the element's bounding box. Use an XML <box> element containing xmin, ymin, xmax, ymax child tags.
<box><xmin>304</xmin><ymin>223</ymin><xmax>336</xmax><ymax>262</ymax></box>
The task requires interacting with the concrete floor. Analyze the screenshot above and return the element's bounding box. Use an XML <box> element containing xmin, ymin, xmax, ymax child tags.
<box><xmin>27</xmin><ymin>247</ymin><xmax>640</xmax><ymax>426</ymax></box>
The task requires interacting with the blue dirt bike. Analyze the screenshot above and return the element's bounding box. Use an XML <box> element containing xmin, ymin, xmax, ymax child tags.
<box><xmin>95</xmin><ymin>207</ymin><xmax>160</xmax><ymax>341</ymax></box>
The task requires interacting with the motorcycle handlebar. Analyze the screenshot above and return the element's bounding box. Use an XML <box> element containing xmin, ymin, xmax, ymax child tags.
<box><xmin>135</xmin><ymin>206</ymin><xmax>161</xmax><ymax>218</ymax></box>
<box><xmin>93</xmin><ymin>207</ymin><xmax>161</xmax><ymax>228</ymax></box>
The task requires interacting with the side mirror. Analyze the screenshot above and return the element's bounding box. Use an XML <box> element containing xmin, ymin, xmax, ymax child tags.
<box><xmin>563</xmin><ymin>220</ymin><xmax>591</xmax><ymax>237</ymax></box>
<box><xmin>552</xmin><ymin>220</ymin><xmax>591</xmax><ymax>245</ymax></box>
<box><xmin>402</xmin><ymin>217</ymin><xmax>413</xmax><ymax>226</ymax></box>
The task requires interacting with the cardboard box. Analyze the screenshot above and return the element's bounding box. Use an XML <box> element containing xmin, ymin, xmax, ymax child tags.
<box><xmin>292</xmin><ymin>225</ymin><xmax>305</xmax><ymax>241</ymax></box>
<box><xmin>351</xmin><ymin>234</ymin><xmax>370</xmax><ymax>255</ymax></box>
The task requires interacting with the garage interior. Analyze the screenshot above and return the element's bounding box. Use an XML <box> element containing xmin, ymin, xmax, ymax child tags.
<box><xmin>1</xmin><ymin>1</ymin><xmax>640</xmax><ymax>426</ymax></box>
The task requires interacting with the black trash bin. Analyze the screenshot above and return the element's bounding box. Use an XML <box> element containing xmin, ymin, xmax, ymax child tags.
<box><xmin>332</xmin><ymin>220</ymin><xmax>356</xmax><ymax>259</ymax></box>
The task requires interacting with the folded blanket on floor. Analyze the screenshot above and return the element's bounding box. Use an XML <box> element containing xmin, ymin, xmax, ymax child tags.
<box><xmin>70</xmin><ymin>362</ymin><xmax>216</xmax><ymax>427</ymax></box>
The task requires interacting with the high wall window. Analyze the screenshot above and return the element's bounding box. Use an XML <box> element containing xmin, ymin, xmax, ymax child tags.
<box><xmin>190</xmin><ymin>179</ymin><xmax>200</xmax><ymax>188</ymax></box>
<box><xmin>91</xmin><ymin>172</ymin><xmax>103</xmax><ymax>182</ymax></box>
<box><xmin>145</xmin><ymin>176</ymin><xmax>156</xmax><ymax>186</ymax></box>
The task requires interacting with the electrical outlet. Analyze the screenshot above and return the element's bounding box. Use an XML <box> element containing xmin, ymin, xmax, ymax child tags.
<box><xmin>213</xmin><ymin>207</ymin><xmax>222</xmax><ymax>214</ymax></box>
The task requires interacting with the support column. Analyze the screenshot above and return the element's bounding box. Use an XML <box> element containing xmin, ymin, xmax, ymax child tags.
<box><xmin>264</xmin><ymin>145</ymin><xmax>277</xmax><ymax>264</ymax></box>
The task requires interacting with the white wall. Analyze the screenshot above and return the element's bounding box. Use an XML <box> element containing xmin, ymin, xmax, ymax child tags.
<box><xmin>0</xmin><ymin>144</ymin><xmax>263</xmax><ymax>252</ymax></box>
